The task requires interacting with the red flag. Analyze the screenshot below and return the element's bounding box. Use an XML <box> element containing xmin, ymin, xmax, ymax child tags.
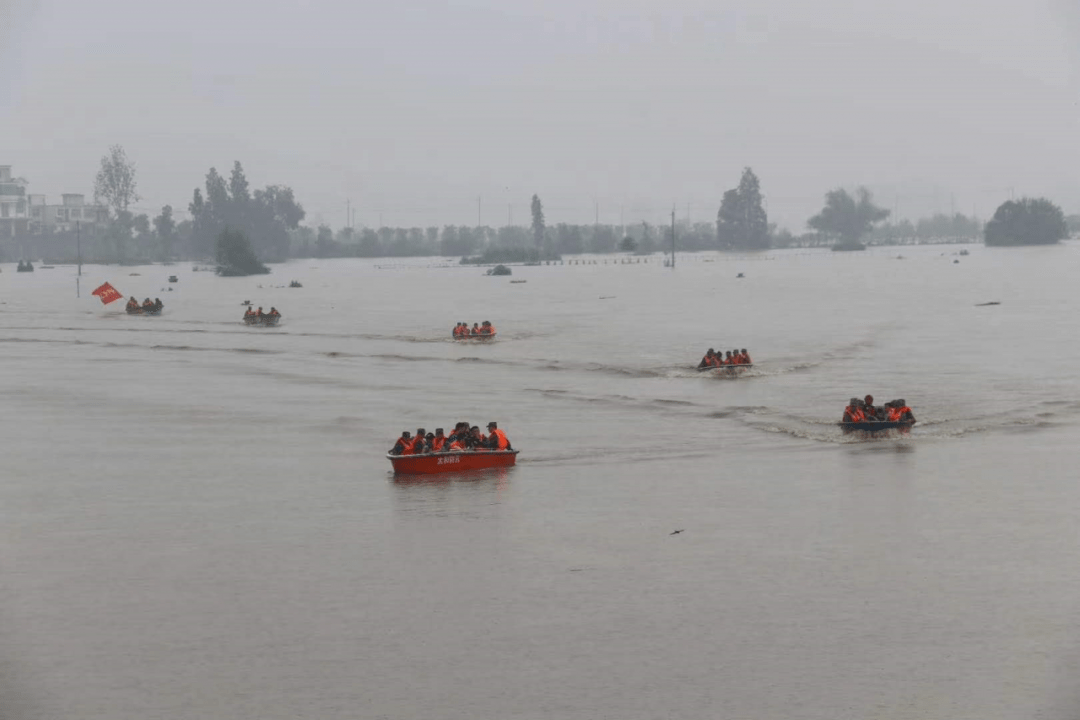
<box><xmin>91</xmin><ymin>282</ymin><xmax>123</xmax><ymax>305</ymax></box>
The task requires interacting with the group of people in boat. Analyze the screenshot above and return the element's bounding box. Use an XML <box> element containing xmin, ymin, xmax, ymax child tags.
<box><xmin>842</xmin><ymin>395</ymin><xmax>915</xmax><ymax>423</ymax></box>
<box><xmin>126</xmin><ymin>297</ymin><xmax>163</xmax><ymax>315</ymax></box>
<box><xmin>243</xmin><ymin>307</ymin><xmax>281</xmax><ymax>325</ymax></box>
<box><xmin>698</xmin><ymin>348</ymin><xmax>752</xmax><ymax>368</ymax></box>
<box><xmin>452</xmin><ymin>321</ymin><xmax>496</xmax><ymax>337</ymax></box>
<box><xmin>390</xmin><ymin>421</ymin><xmax>512</xmax><ymax>455</ymax></box>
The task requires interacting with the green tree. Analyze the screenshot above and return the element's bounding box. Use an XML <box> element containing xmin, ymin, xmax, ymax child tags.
<box><xmin>153</xmin><ymin>205</ymin><xmax>177</xmax><ymax>260</ymax></box>
<box><xmin>807</xmin><ymin>187</ymin><xmax>890</xmax><ymax>249</ymax></box>
<box><xmin>531</xmin><ymin>194</ymin><xmax>545</xmax><ymax>248</ymax></box>
<box><xmin>716</xmin><ymin>167</ymin><xmax>769</xmax><ymax>250</ymax></box>
<box><xmin>619</xmin><ymin>235</ymin><xmax>638</xmax><ymax>252</ymax></box>
<box><xmin>188</xmin><ymin>163</ymin><xmax>305</xmax><ymax>262</ymax></box>
<box><xmin>1066</xmin><ymin>214</ymin><xmax>1080</xmax><ymax>235</ymax></box>
<box><xmin>133</xmin><ymin>213</ymin><xmax>154</xmax><ymax>259</ymax></box>
<box><xmin>216</xmin><ymin>228</ymin><xmax>269</xmax><ymax>276</ymax></box>
<box><xmin>93</xmin><ymin>145</ymin><xmax>140</xmax><ymax>217</ymax></box>
<box><xmin>984</xmin><ymin>198</ymin><xmax>1066</xmax><ymax>246</ymax></box>
<box><xmin>315</xmin><ymin>224</ymin><xmax>336</xmax><ymax>257</ymax></box>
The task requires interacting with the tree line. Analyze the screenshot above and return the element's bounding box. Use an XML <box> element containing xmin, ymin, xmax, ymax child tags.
<box><xmin>16</xmin><ymin>147</ymin><xmax>1074</xmax><ymax>267</ymax></box>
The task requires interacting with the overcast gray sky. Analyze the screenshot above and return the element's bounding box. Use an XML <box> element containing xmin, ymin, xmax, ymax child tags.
<box><xmin>2</xmin><ymin>0</ymin><xmax>1078</xmax><ymax>231</ymax></box>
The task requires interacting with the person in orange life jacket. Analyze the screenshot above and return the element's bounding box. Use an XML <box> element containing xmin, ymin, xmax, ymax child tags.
<box><xmin>244</xmin><ymin>307</ymin><xmax>256</xmax><ymax>322</ymax></box>
<box><xmin>424</xmin><ymin>432</ymin><xmax>435</xmax><ymax>450</ymax></box>
<box><xmin>126</xmin><ymin>296</ymin><xmax>140</xmax><ymax>312</ymax></box>
<box><xmin>887</xmin><ymin>400</ymin><xmax>915</xmax><ymax>423</ymax></box>
<box><xmin>445</xmin><ymin>422</ymin><xmax>466</xmax><ymax>445</ymax></box>
<box><xmin>142</xmin><ymin>297</ymin><xmax>154</xmax><ymax>311</ymax></box>
<box><xmin>154</xmin><ymin>298</ymin><xmax>164</xmax><ymax>312</ymax></box>
<box><xmin>411</xmin><ymin>428</ymin><xmax>427</xmax><ymax>453</ymax></box>
<box><xmin>740</xmin><ymin>348</ymin><xmax>751</xmax><ymax>364</ymax></box>
<box><xmin>453</xmin><ymin>323</ymin><xmax>463</xmax><ymax>337</ymax></box>
<box><xmin>698</xmin><ymin>349</ymin><xmax>718</xmax><ymax>369</ymax></box>
<box><xmin>469</xmin><ymin>323</ymin><xmax>478</xmax><ymax>335</ymax></box>
<box><xmin>267</xmin><ymin>307</ymin><xmax>280</xmax><ymax>319</ymax></box>
<box><xmin>390</xmin><ymin>431</ymin><xmax>413</xmax><ymax>455</ymax></box>
<box><xmin>843</xmin><ymin>398</ymin><xmax>866</xmax><ymax>423</ymax></box>
<box><xmin>481</xmin><ymin>320</ymin><xmax>496</xmax><ymax>335</ymax></box>
<box><xmin>256</xmin><ymin>306</ymin><xmax>264</xmax><ymax>320</ymax></box>
<box><xmin>722</xmin><ymin>350</ymin><xmax>732</xmax><ymax>365</ymax></box>
<box><xmin>485</xmin><ymin>421</ymin><xmax>512</xmax><ymax>450</ymax></box>
<box><xmin>430</xmin><ymin>428</ymin><xmax>447</xmax><ymax>452</ymax></box>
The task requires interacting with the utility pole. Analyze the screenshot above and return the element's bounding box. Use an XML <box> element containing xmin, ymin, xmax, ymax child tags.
<box><xmin>508</xmin><ymin>203</ymin><xmax>512</xmax><ymax>226</ymax></box>
<box><xmin>346</xmin><ymin>199</ymin><xmax>350</xmax><ymax>229</ymax></box>
<box><xmin>477</xmin><ymin>196</ymin><xmax>482</xmax><ymax>227</ymax></box>
<box><xmin>671</xmin><ymin>207</ymin><xmax>676</xmax><ymax>269</ymax></box>
<box><xmin>76</xmin><ymin>220</ymin><xmax>81</xmax><ymax>297</ymax></box>
<box><xmin>595</xmin><ymin>199</ymin><xmax>599</xmax><ymax>226</ymax></box>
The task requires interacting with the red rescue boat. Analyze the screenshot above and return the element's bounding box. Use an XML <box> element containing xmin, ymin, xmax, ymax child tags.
<box><xmin>387</xmin><ymin>450</ymin><xmax>519</xmax><ymax>475</ymax></box>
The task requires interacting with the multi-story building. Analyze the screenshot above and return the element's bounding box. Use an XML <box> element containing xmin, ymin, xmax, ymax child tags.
<box><xmin>0</xmin><ymin>165</ymin><xmax>29</xmax><ymax>239</ymax></box>
<box><xmin>30</xmin><ymin>193</ymin><xmax>108</xmax><ymax>233</ymax></box>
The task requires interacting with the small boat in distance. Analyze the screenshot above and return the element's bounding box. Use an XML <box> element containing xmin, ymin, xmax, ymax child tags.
<box><xmin>387</xmin><ymin>450</ymin><xmax>518</xmax><ymax>475</ymax></box>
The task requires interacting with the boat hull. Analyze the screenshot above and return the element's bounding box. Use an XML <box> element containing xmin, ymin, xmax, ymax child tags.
<box><xmin>839</xmin><ymin>420</ymin><xmax>914</xmax><ymax>433</ymax></box>
<box><xmin>453</xmin><ymin>334</ymin><xmax>496</xmax><ymax>341</ymax></box>
<box><xmin>387</xmin><ymin>450</ymin><xmax>518</xmax><ymax>475</ymax></box>
<box><xmin>697</xmin><ymin>363</ymin><xmax>753</xmax><ymax>375</ymax></box>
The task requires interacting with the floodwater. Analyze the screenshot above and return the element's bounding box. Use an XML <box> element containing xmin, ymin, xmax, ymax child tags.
<box><xmin>2</xmin><ymin>244</ymin><xmax>1079</xmax><ymax>719</ymax></box>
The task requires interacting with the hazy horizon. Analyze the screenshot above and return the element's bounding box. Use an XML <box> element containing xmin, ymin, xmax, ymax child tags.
<box><xmin>3</xmin><ymin>0</ymin><xmax>1078</xmax><ymax>231</ymax></box>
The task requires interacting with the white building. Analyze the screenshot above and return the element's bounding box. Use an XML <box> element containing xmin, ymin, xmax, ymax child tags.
<box><xmin>30</xmin><ymin>193</ymin><xmax>108</xmax><ymax>233</ymax></box>
<box><xmin>0</xmin><ymin>165</ymin><xmax>29</xmax><ymax>239</ymax></box>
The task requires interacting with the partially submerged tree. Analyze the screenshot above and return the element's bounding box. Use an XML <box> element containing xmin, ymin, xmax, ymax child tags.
<box><xmin>984</xmin><ymin>198</ymin><xmax>1066</xmax><ymax>246</ymax></box>
<box><xmin>189</xmin><ymin>161</ymin><xmax>305</xmax><ymax>261</ymax></box>
<box><xmin>216</xmin><ymin>228</ymin><xmax>269</xmax><ymax>276</ymax></box>
<box><xmin>716</xmin><ymin>167</ymin><xmax>769</xmax><ymax>250</ymax></box>
<box><xmin>93</xmin><ymin>145</ymin><xmax>141</xmax><ymax>262</ymax></box>
<box><xmin>807</xmin><ymin>187</ymin><xmax>889</xmax><ymax>249</ymax></box>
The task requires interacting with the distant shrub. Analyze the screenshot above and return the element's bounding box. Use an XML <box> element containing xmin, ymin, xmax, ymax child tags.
<box><xmin>216</xmin><ymin>229</ymin><xmax>269</xmax><ymax>276</ymax></box>
<box><xmin>487</xmin><ymin>264</ymin><xmax>512</xmax><ymax>276</ymax></box>
<box><xmin>984</xmin><ymin>198</ymin><xmax>1066</xmax><ymax>246</ymax></box>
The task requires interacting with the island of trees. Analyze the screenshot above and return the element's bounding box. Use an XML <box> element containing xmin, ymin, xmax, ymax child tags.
<box><xmin>7</xmin><ymin>145</ymin><xmax>1076</xmax><ymax>267</ymax></box>
<box><xmin>983</xmin><ymin>198</ymin><xmax>1066</xmax><ymax>246</ymax></box>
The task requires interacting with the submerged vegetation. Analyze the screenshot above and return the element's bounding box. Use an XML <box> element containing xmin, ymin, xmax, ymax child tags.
<box><xmin>216</xmin><ymin>229</ymin><xmax>269</xmax><ymax>276</ymax></box>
